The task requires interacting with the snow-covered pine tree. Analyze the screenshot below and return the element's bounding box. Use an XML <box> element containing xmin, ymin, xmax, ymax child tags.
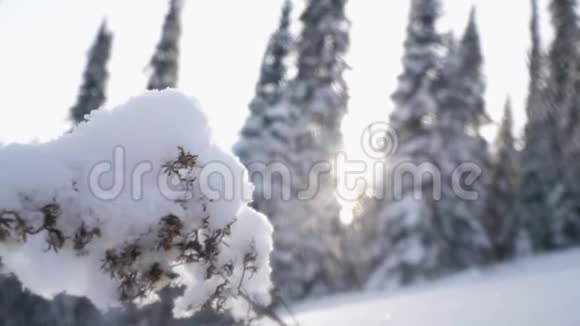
<box><xmin>485</xmin><ymin>99</ymin><xmax>521</xmax><ymax>261</ymax></box>
<box><xmin>547</xmin><ymin>0</ymin><xmax>577</xmax><ymax>133</ymax></box>
<box><xmin>528</xmin><ymin>0</ymin><xmax>543</xmax><ymax>98</ymax></box>
<box><xmin>520</xmin><ymin>0</ymin><xmax>557</xmax><ymax>251</ymax></box>
<box><xmin>69</xmin><ymin>21</ymin><xmax>113</xmax><ymax>124</ymax></box>
<box><xmin>428</xmin><ymin>8</ymin><xmax>492</xmax><ymax>271</ymax></box>
<box><xmin>253</xmin><ymin>0</ymin><xmax>293</xmax><ymax>106</ymax></box>
<box><xmin>265</xmin><ymin>0</ymin><xmax>352</xmax><ymax>301</ymax></box>
<box><xmin>390</xmin><ymin>0</ymin><xmax>442</xmax><ymax>129</ymax></box>
<box><xmin>234</xmin><ymin>0</ymin><xmax>294</xmax><ymax>217</ymax></box>
<box><xmin>146</xmin><ymin>0</ymin><xmax>182</xmax><ymax>90</ymax></box>
<box><xmin>522</xmin><ymin>0</ymin><xmax>580</xmax><ymax>250</ymax></box>
<box><xmin>556</xmin><ymin>0</ymin><xmax>580</xmax><ymax>248</ymax></box>
<box><xmin>434</xmin><ymin>9</ymin><xmax>490</xmax><ymax>128</ymax></box>
<box><xmin>367</xmin><ymin>0</ymin><xmax>444</xmax><ymax>289</ymax></box>
<box><xmin>368</xmin><ymin>8</ymin><xmax>492</xmax><ymax>290</ymax></box>
<box><xmin>293</xmin><ymin>0</ymin><xmax>350</xmax><ymax>151</ymax></box>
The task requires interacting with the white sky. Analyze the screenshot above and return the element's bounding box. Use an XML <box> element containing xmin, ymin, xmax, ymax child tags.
<box><xmin>0</xmin><ymin>0</ymin><xmax>551</xmax><ymax>158</ymax></box>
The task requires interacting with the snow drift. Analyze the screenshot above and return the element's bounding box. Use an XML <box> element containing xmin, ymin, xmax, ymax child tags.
<box><xmin>0</xmin><ymin>90</ymin><xmax>273</xmax><ymax>319</ymax></box>
<box><xmin>268</xmin><ymin>249</ymin><xmax>580</xmax><ymax>326</ymax></box>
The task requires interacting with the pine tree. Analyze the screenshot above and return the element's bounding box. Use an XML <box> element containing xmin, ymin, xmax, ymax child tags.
<box><xmin>265</xmin><ymin>0</ymin><xmax>352</xmax><ymax>301</ymax></box>
<box><xmin>390</xmin><ymin>0</ymin><xmax>442</xmax><ymax>128</ymax></box>
<box><xmin>147</xmin><ymin>0</ymin><xmax>182</xmax><ymax>90</ymax></box>
<box><xmin>434</xmin><ymin>9</ymin><xmax>490</xmax><ymax>128</ymax></box>
<box><xmin>69</xmin><ymin>21</ymin><xmax>113</xmax><ymax>124</ymax></box>
<box><xmin>429</xmin><ymin>8</ymin><xmax>492</xmax><ymax>270</ymax></box>
<box><xmin>522</xmin><ymin>0</ymin><xmax>580</xmax><ymax>250</ymax></box>
<box><xmin>558</xmin><ymin>0</ymin><xmax>580</xmax><ymax>247</ymax></box>
<box><xmin>235</xmin><ymin>0</ymin><xmax>294</xmax><ymax>191</ymax></box>
<box><xmin>293</xmin><ymin>0</ymin><xmax>350</xmax><ymax>149</ymax></box>
<box><xmin>485</xmin><ymin>99</ymin><xmax>521</xmax><ymax>261</ymax></box>
<box><xmin>545</xmin><ymin>0</ymin><xmax>578</xmax><ymax>171</ymax></box>
<box><xmin>547</xmin><ymin>0</ymin><xmax>577</xmax><ymax>130</ymax></box>
<box><xmin>254</xmin><ymin>0</ymin><xmax>293</xmax><ymax>105</ymax></box>
<box><xmin>368</xmin><ymin>8</ymin><xmax>492</xmax><ymax>290</ymax></box>
<box><xmin>520</xmin><ymin>0</ymin><xmax>554</xmax><ymax>251</ymax></box>
<box><xmin>528</xmin><ymin>0</ymin><xmax>543</xmax><ymax>101</ymax></box>
<box><xmin>368</xmin><ymin>0</ymin><xmax>443</xmax><ymax>290</ymax></box>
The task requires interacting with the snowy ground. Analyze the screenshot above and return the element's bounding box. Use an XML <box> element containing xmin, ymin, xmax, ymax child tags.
<box><xmin>268</xmin><ymin>249</ymin><xmax>580</xmax><ymax>326</ymax></box>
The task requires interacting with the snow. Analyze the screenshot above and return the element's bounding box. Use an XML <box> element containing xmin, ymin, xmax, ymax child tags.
<box><xmin>268</xmin><ymin>249</ymin><xmax>580</xmax><ymax>325</ymax></box>
<box><xmin>0</xmin><ymin>90</ymin><xmax>273</xmax><ymax>319</ymax></box>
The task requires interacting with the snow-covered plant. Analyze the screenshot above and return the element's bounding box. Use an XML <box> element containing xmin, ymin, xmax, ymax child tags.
<box><xmin>0</xmin><ymin>90</ymin><xmax>273</xmax><ymax>320</ymax></box>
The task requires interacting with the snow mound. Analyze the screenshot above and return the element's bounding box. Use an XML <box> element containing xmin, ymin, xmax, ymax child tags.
<box><xmin>0</xmin><ymin>90</ymin><xmax>273</xmax><ymax>319</ymax></box>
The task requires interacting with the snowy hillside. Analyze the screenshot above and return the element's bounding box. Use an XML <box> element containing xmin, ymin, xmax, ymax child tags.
<box><xmin>270</xmin><ymin>249</ymin><xmax>580</xmax><ymax>326</ymax></box>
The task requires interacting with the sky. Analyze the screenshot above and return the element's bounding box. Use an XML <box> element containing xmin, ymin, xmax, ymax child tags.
<box><xmin>0</xmin><ymin>0</ymin><xmax>551</xmax><ymax>158</ymax></box>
